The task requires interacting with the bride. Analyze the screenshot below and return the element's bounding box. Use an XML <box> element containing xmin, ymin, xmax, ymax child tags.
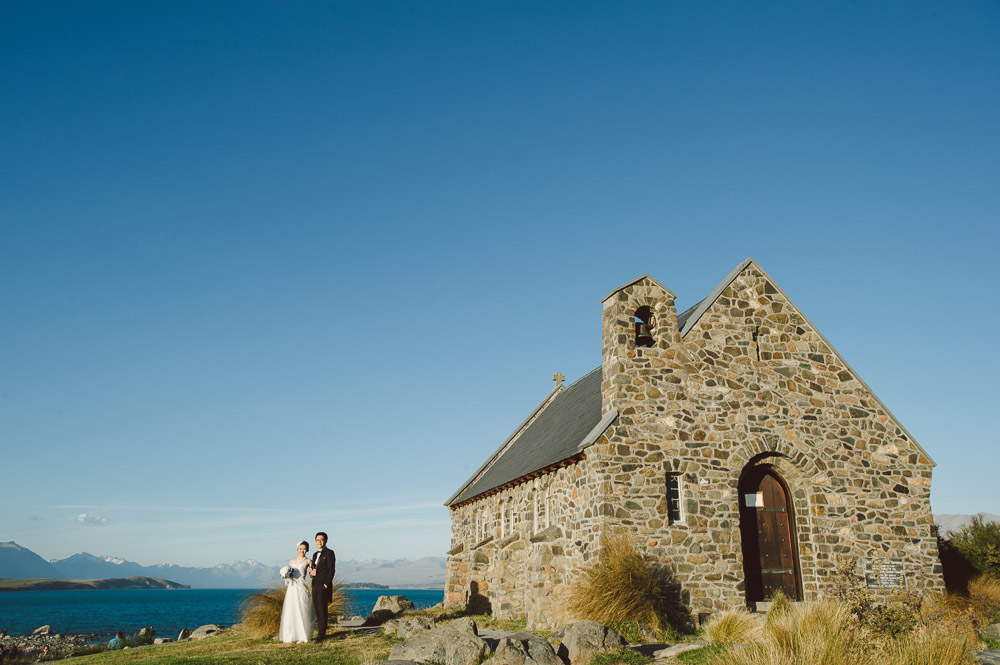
<box><xmin>277</xmin><ymin>540</ymin><xmax>317</xmax><ymax>643</ymax></box>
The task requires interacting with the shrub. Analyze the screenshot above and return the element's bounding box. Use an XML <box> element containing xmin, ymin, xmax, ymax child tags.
<box><xmin>237</xmin><ymin>582</ymin><xmax>349</xmax><ymax>638</ymax></box>
<box><xmin>948</xmin><ymin>515</ymin><xmax>1000</xmax><ymax>579</ymax></box>
<box><xmin>830</xmin><ymin>556</ymin><xmax>922</xmax><ymax>637</ymax></box>
<box><xmin>567</xmin><ymin>533</ymin><xmax>691</xmax><ymax>635</ymax></box>
<box><xmin>703</xmin><ymin>608</ymin><xmax>761</xmax><ymax>644</ymax></box>
<box><xmin>938</xmin><ymin>531</ymin><xmax>978</xmax><ymax>593</ymax></box>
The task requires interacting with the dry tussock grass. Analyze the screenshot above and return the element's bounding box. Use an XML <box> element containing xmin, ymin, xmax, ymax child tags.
<box><xmin>237</xmin><ymin>582</ymin><xmax>349</xmax><ymax>638</ymax></box>
<box><xmin>567</xmin><ymin>533</ymin><xmax>685</xmax><ymax>633</ymax></box>
<box><xmin>703</xmin><ymin>608</ymin><xmax>761</xmax><ymax>644</ymax></box>
<box><xmin>238</xmin><ymin>584</ymin><xmax>287</xmax><ymax>638</ymax></box>
<box><xmin>969</xmin><ymin>574</ymin><xmax>1000</xmax><ymax>624</ymax></box>
<box><xmin>704</xmin><ymin>598</ymin><xmax>977</xmax><ymax>665</ymax></box>
<box><xmin>892</xmin><ymin>624</ymin><xmax>976</xmax><ymax>665</ymax></box>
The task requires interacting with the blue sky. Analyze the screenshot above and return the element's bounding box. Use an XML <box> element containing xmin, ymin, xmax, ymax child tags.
<box><xmin>1</xmin><ymin>1</ymin><xmax>997</xmax><ymax>568</ymax></box>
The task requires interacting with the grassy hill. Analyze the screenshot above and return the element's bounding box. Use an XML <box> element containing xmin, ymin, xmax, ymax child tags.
<box><xmin>0</xmin><ymin>576</ymin><xmax>189</xmax><ymax>591</ymax></box>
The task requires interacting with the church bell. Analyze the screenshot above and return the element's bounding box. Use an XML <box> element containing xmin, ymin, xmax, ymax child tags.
<box><xmin>635</xmin><ymin>321</ymin><xmax>654</xmax><ymax>347</ymax></box>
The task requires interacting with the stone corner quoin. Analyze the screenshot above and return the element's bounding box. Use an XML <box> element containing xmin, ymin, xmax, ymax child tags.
<box><xmin>443</xmin><ymin>259</ymin><xmax>943</xmax><ymax>630</ymax></box>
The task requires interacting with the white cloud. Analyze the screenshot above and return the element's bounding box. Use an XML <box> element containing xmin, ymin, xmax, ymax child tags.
<box><xmin>72</xmin><ymin>513</ymin><xmax>108</xmax><ymax>527</ymax></box>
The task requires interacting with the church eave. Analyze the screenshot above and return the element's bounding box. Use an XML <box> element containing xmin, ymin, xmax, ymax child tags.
<box><xmin>448</xmin><ymin>452</ymin><xmax>586</xmax><ymax>510</ymax></box>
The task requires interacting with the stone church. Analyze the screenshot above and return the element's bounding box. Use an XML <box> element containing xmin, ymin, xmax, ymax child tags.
<box><xmin>444</xmin><ymin>258</ymin><xmax>943</xmax><ymax>629</ymax></box>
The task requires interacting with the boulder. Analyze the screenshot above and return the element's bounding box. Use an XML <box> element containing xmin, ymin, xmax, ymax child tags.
<box><xmin>386</xmin><ymin>617</ymin><xmax>437</xmax><ymax>639</ymax></box>
<box><xmin>402</xmin><ymin>618</ymin><xmax>437</xmax><ymax>639</ymax></box>
<box><xmin>372</xmin><ymin>595</ymin><xmax>415</xmax><ymax>616</ymax></box>
<box><xmin>364</xmin><ymin>609</ymin><xmax>399</xmax><ymax>626</ymax></box>
<box><xmin>153</xmin><ymin>638</ymin><xmax>174</xmax><ymax>645</ymax></box>
<box><xmin>188</xmin><ymin>624</ymin><xmax>227</xmax><ymax>640</ymax></box>
<box><xmin>32</xmin><ymin>625</ymin><xmax>52</xmax><ymax>635</ymax></box>
<box><xmin>983</xmin><ymin>623</ymin><xmax>1000</xmax><ymax>641</ymax></box>
<box><xmin>556</xmin><ymin>621</ymin><xmax>625</xmax><ymax>665</ymax></box>
<box><xmin>177</xmin><ymin>629</ymin><xmax>192</xmax><ymax>641</ymax></box>
<box><xmin>388</xmin><ymin>617</ymin><xmax>490</xmax><ymax>665</ymax></box>
<box><xmin>485</xmin><ymin>631</ymin><xmax>562</xmax><ymax>665</ymax></box>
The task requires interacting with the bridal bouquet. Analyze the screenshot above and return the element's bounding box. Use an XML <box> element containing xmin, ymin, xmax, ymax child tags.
<box><xmin>279</xmin><ymin>566</ymin><xmax>293</xmax><ymax>580</ymax></box>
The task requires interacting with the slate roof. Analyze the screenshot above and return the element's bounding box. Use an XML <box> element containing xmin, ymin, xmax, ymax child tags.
<box><xmin>446</xmin><ymin>367</ymin><xmax>605</xmax><ymax>506</ymax></box>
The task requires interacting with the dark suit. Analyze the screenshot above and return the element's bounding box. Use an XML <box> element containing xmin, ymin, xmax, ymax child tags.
<box><xmin>311</xmin><ymin>547</ymin><xmax>336</xmax><ymax>639</ymax></box>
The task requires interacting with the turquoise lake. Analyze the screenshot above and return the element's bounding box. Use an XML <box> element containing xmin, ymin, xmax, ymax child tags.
<box><xmin>0</xmin><ymin>588</ymin><xmax>444</xmax><ymax>638</ymax></box>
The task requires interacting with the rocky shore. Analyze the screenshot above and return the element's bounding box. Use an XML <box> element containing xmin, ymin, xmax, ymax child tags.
<box><xmin>1</xmin><ymin>631</ymin><xmax>100</xmax><ymax>653</ymax></box>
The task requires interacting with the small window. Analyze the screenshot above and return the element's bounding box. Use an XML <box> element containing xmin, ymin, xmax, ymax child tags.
<box><xmin>635</xmin><ymin>306</ymin><xmax>655</xmax><ymax>347</ymax></box>
<box><xmin>666</xmin><ymin>472</ymin><xmax>682</xmax><ymax>524</ymax></box>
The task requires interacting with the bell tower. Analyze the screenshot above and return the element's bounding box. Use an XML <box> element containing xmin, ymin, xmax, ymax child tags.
<box><xmin>600</xmin><ymin>274</ymin><xmax>680</xmax><ymax>415</ymax></box>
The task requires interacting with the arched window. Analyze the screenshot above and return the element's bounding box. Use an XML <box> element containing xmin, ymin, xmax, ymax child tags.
<box><xmin>634</xmin><ymin>306</ymin><xmax>655</xmax><ymax>347</ymax></box>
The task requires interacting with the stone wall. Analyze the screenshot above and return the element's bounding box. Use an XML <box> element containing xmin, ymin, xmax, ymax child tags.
<box><xmin>445</xmin><ymin>458</ymin><xmax>604</xmax><ymax>628</ymax></box>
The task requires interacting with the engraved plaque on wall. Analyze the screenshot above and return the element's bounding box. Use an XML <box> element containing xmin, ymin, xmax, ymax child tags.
<box><xmin>861</xmin><ymin>557</ymin><xmax>904</xmax><ymax>589</ymax></box>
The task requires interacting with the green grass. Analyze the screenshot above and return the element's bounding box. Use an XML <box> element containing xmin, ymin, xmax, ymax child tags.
<box><xmin>40</xmin><ymin>631</ymin><xmax>400</xmax><ymax>665</ymax></box>
<box><xmin>982</xmin><ymin>637</ymin><xmax>1000</xmax><ymax>650</ymax></box>
<box><xmin>461</xmin><ymin>613</ymin><xmax>530</xmax><ymax>634</ymax></box>
<box><xmin>674</xmin><ymin>644</ymin><xmax>728</xmax><ymax>664</ymax></box>
<box><xmin>588</xmin><ymin>647</ymin><xmax>652</xmax><ymax>665</ymax></box>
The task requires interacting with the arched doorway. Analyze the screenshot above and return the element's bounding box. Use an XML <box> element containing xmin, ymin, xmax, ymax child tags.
<box><xmin>738</xmin><ymin>464</ymin><xmax>802</xmax><ymax>604</ymax></box>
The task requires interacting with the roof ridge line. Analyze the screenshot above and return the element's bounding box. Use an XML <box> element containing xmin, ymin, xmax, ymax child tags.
<box><xmin>679</xmin><ymin>257</ymin><xmax>755</xmax><ymax>337</ymax></box>
<box><xmin>746</xmin><ymin>261</ymin><xmax>936</xmax><ymax>467</ymax></box>
<box><xmin>444</xmin><ymin>372</ymin><xmax>598</xmax><ymax>506</ymax></box>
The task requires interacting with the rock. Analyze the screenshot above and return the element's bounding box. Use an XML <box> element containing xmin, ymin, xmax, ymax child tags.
<box><xmin>651</xmin><ymin>641</ymin><xmax>707</xmax><ymax>659</ymax></box>
<box><xmin>177</xmin><ymin>629</ymin><xmax>191</xmax><ymax>641</ymax></box>
<box><xmin>388</xmin><ymin>617</ymin><xmax>490</xmax><ymax>665</ymax></box>
<box><xmin>372</xmin><ymin>595</ymin><xmax>415</xmax><ymax>616</ymax></box>
<box><xmin>188</xmin><ymin>624</ymin><xmax>227</xmax><ymax>640</ymax></box>
<box><xmin>153</xmin><ymin>638</ymin><xmax>174</xmax><ymax>645</ymax></box>
<box><xmin>364</xmin><ymin>609</ymin><xmax>399</xmax><ymax>626</ymax></box>
<box><xmin>485</xmin><ymin>631</ymin><xmax>562</xmax><ymax>665</ymax></box>
<box><xmin>395</xmin><ymin>617</ymin><xmax>437</xmax><ymax>639</ymax></box>
<box><xmin>32</xmin><ymin>625</ymin><xmax>52</xmax><ymax>635</ymax></box>
<box><xmin>982</xmin><ymin>623</ymin><xmax>1000</xmax><ymax>641</ymax></box>
<box><xmin>383</xmin><ymin>619</ymin><xmax>400</xmax><ymax>635</ymax></box>
<box><xmin>972</xmin><ymin>650</ymin><xmax>1000</xmax><ymax>665</ymax></box>
<box><xmin>556</xmin><ymin>621</ymin><xmax>625</xmax><ymax>665</ymax></box>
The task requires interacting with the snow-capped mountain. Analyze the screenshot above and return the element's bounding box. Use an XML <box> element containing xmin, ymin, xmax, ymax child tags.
<box><xmin>935</xmin><ymin>512</ymin><xmax>1000</xmax><ymax>536</ymax></box>
<box><xmin>1</xmin><ymin>544</ymin><xmax>446</xmax><ymax>588</ymax></box>
<box><xmin>49</xmin><ymin>554</ymin><xmax>278</xmax><ymax>588</ymax></box>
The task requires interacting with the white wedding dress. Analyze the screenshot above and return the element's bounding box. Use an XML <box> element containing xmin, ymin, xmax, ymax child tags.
<box><xmin>277</xmin><ymin>560</ymin><xmax>316</xmax><ymax>643</ymax></box>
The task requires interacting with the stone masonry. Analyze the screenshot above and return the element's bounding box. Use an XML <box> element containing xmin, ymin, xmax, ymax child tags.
<box><xmin>445</xmin><ymin>259</ymin><xmax>944</xmax><ymax>630</ymax></box>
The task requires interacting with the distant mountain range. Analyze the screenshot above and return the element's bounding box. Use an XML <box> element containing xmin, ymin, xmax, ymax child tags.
<box><xmin>0</xmin><ymin>542</ymin><xmax>445</xmax><ymax>589</ymax></box>
<box><xmin>934</xmin><ymin>512</ymin><xmax>1000</xmax><ymax>536</ymax></box>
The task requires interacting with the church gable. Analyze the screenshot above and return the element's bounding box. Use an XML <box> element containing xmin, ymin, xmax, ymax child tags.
<box><xmin>682</xmin><ymin>258</ymin><xmax>933</xmax><ymax>467</ymax></box>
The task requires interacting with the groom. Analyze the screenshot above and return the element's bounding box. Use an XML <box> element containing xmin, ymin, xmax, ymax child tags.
<box><xmin>310</xmin><ymin>531</ymin><xmax>336</xmax><ymax>641</ymax></box>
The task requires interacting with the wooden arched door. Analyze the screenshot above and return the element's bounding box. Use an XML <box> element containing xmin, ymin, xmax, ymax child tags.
<box><xmin>739</xmin><ymin>466</ymin><xmax>802</xmax><ymax>603</ymax></box>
